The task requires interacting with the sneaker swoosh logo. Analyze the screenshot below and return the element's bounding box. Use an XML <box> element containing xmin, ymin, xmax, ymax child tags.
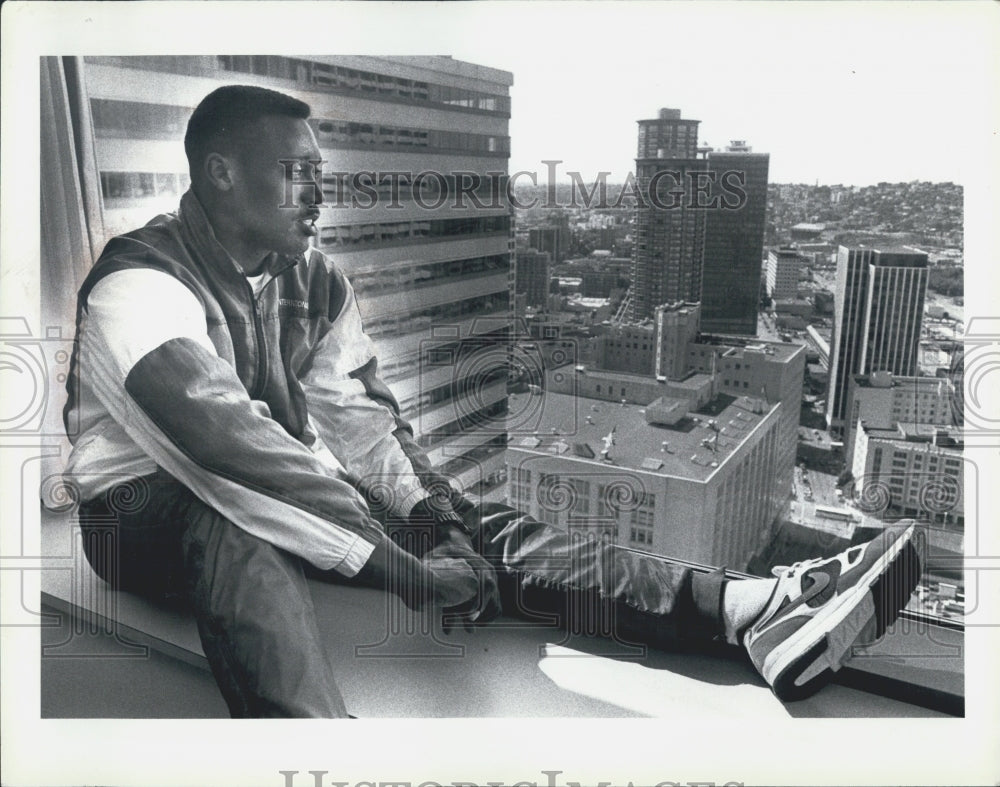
<box><xmin>753</xmin><ymin>572</ymin><xmax>832</xmax><ymax>637</ymax></box>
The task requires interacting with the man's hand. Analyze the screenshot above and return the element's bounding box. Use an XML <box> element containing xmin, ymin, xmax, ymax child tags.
<box><xmin>383</xmin><ymin>495</ymin><xmax>504</xmax><ymax>631</ymax></box>
<box><xmin>421</xmin><ymin>552</ymin><xmax>480</xmax><ymax>609</ymax></box>
<box><xmin>423</xmin><ymin>528</ymin><xmax>502</xmax><ymax>633</ymax></box>
<box><xmin>354</xmin><ymin>533</ymin><xmax>500</xmax><ymax>630</ymax></box>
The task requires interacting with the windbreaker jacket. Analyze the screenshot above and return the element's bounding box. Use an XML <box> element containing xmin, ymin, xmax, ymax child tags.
<box><xmin>63</xmin><ymin>191</ymin><xmax>446</xmax><ymax>576</ymax></box>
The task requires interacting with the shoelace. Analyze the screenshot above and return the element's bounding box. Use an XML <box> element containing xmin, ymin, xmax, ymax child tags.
<box><xmin>770</xmin><ymin>554</ymin><xmax>829</xmax><ymax>580</ymax></box>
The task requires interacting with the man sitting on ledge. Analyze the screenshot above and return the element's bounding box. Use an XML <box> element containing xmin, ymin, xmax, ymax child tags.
<box><xmin>63</xmin><ymin>85</ymin><xmax>922</xmax><ymax>717</ymax></box>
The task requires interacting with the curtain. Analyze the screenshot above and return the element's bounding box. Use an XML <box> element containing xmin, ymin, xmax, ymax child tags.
<box><xmin>39</xmin><ymin>56</ymin><xmax>105</xmax><ymax>492</ymax></box>
<box><xmin>40</xmin><ymin>55</ymin><xmax>104</xmax><ymax>329</ymax></box>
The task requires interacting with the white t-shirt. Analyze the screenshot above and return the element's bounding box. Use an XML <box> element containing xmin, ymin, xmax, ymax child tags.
<box><xmin>245</xmin><ymin>272</ymin><xmax>272</xmax><ymax>297</ymax></box>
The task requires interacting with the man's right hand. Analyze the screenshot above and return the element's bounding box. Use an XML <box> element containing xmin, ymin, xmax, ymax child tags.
<box><xmin>404</xmin><ymin>496</ymin><xmax>503</xmax><ymax>629</ymax></box>
<box><xmin>422</xmin><ymin>534</ymin><xmax>502</xmax><ymax>632</ymax></box>
<box><xmin>354</xmin><ymin>537</ymin><xmax>479</xmax><ymax>614</ymax></box>
<box><xmin>421</xmin><ymin>552</ymin><xmax>480</xmax><ymax>609</ymax></box>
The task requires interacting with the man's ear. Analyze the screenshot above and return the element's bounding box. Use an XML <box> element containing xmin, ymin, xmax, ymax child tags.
<box><xmin>204</xmin><ymin>152</ymin><xmax>236</xmax><ymax>192</ymax></box>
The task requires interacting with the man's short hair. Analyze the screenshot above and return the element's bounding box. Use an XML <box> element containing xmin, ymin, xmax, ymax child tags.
<box><xmin>184</xmin><ymin>85</ymin><xmax>311</xmax><ymax>180</ymax></box>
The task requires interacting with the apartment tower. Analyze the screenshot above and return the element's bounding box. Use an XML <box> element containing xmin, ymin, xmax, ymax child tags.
<box><xmin>629</xmin><ymin>108</ymin><xmax>707</xmax><ymax>322</ymax></box>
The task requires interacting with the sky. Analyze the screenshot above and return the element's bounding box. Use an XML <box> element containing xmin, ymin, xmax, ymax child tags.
<box><xmin>432</xmin><ymin>2</ymin><xmax>998</xmax><ymax>186</ymax></box>
<box><xmin>6</xmin><ymin>1</ymin><xmax>992</xmax><ymax>188</ymax></box>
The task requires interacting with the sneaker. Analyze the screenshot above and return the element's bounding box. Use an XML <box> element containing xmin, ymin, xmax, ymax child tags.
<box><xmin>743</xmin><ymin>523</ymin><xmax>922</xmax><ymax>701</ymax></box>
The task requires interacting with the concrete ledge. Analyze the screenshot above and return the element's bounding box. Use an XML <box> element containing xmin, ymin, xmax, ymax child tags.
<box><xmin>40</xmin><ymin>508</ymin><xmax>949</xmax><ymax>718</ymax></box>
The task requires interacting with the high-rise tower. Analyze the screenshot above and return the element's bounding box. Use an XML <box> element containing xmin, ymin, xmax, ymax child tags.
<box><xmin>826</xmin><ymin>245</ymin><xmax>928</xmax><ymax>435</ymax></box>
<box><xmin>629</xmin><ymin>108</ymin><xmax>707</xmax><ymax>322</ymax></box>
<box><xmin>701</xmin><ymin>141</ymin><xmax>769</xmax><ymax>335</ymax></box>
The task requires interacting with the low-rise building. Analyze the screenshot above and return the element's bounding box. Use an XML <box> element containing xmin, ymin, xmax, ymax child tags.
<box><xmin>790</xmin><ymin>223</ymin><xmax>825</xmax><ymax>242</ymax></box>
<box><xmin>547</xmin><ymin>366</ymin><xmax>715</xmax><ymax>410</ymax></box>
<box><xmin>506</xmin><ymin>389</ymin><xmax>789</xmax><ymax>569</ymax></box>
<box><xmin>850</xmin><ymin>421</ymin><xmax>964</xmax><ymax>529</ymax></box>
<box><xmin>767</xmin><ymin>247</ymin><xmax>808</xmax><ymax>301</ymax></box>
<box><xmin>519</xmin><ymin>332</ymin><xmax>804</xmax><ymax>569</ymax></box>
<box><xmin>590</xmin><ymin>301</ymin><xmax>700</xmax><ymax>377</ymax></box>
<box><xmin>843</xmin><ymin>371</ymin><xmax>956</xmax><ymax>460</ymax></box>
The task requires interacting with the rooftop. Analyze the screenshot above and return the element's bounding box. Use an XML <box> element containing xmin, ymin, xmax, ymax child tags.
<box><xmin>566</xmin><ymin>295</ymin><xmax>610</xmax><ymax>310</ymax></box>
<box><xmin>668</xmin><ymin>372</ymin><xmax>714</xmax><ymax>391</ymax></box>
<box><xmin>693</xmin><ymin>334</ymin><xmax>805</xmax><ymax>363</ymax></box>
<box><xmin>846</xmin><ymin>245</ymin><xmax>929</xmax><ymax>266</ymax></box>
<box><xmin>864</xmin><ymin>244</ymin><xmax>928</xmax><ymax>255</ymax></box>
<box><xmin>508</xmin><ymin>390</ymin><xmax>775</xmax><ymax>481</ymax></box>
<box><xmin>864</xmin><ymin>422</ymin><xmax>964</xmax><ymax>449</ymax></box>
<box><xmin>853</xmin><ymin>372</ymin><xmax>951</xmax><ymax>390</ymax></box>
<box><xmin>637</xmin><ymin>116</ymin><xmax>700</xmax><ymax>126</ymax></box>
<box><xmin>772</xmin><ymin>248</ymin><xmax>809</xmax><ymax>259</ymax></box>
<box><xmin>556</xmin><ymin>366</ymin><xmax>658</xmax><ymax>387</ymax></box>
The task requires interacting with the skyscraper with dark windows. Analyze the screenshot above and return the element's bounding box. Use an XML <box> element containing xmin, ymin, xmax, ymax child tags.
<box><xmin>629</xmin><ymin>108</ymin><xmax>708</xmax><ymax>322</ymax></box>
<box><xmin>700</xmin><ymin>141</ymin><xmax>769</xmax><ymax>335</ymax></box>
<box><xmin>826</xmin><ymin>245</ymin><xmax>929</xmax><ymax>436</ymax></box>
<box><xmin>528</xmin><ymin>225</ymin><xmax>565</xmax><ymax>265</ymax></box>
<box><xmin>77</xmin><ymin>54</ymin><xmax>515</xmax><ymax>501</ymax></box>
<box><xmin>514</xmin><ymin>247</ymin><xmax>552</xmax><ymax>309</ymax></box>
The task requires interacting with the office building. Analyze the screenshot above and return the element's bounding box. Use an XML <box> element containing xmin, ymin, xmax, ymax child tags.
<box><xmin>506</xmin><ymin>376</ymin><xmax>797</xmax><ymax>569</ymax></box>
<box><xmin>688</xmin><ymin>336</ymin><xmax>805</xmax><ymax>510</ymax></box>
<box><xmin>826</xmin><ymin>246</ymin><xmax>928</xmax><ymax>436</ymax></box>
<box><xmin>549</xmin><ymin>366</ymin><xmax>715</xmax><ymax>411</ymax></box>
<box><xmin>767</xmin><ymin>246</ymin><xmax>807</xmax><ymax>301</ymax></box>
<box><xmin>580</xmin><ymin>269</ymin><xmax>620</xmax><ymax>298</ymax></box>
<box><xmin>654</xmin><ymin>301</ymin><xmax>702</xmax><ymax>380</ymax></box>
<box><xmin>629</xmin><ymin>108</ymin><xmax>708</xmax><ymax>322</ymax></box>
<box><xmin>80</xmin><ymin>54</ymin><xmax>515</xmax><ymax>500</ymax></box>
<box><xmin>514</xmin><ymin>247</ymin><xmax>552</xmax><ymax>309</ymax></box>
<box><xmin>851</xmin><ymin>422</ymin><xmax>964</xmax><ymax>529</ymax></box>
<box><xmin>590</xmin><ymin>301</ymin><xmax>700</xmax><ymax>379</ymax></box>
<box><xmin>843</xmin><ymin>371</ymin><xmax>956</xmax><ymax>461</ymax></box>
<box><xmin>948</xmin><ymin>347</ymin><xmax>964</xmax><ymax>428</ymax></box>
<box><xmin>544</xmin><ymin>310</ymin><xmax>806</xmax><ymax>566</ymax></box>
<box><xmin>701</xmin><ymin>142</ymin><xmax>770</xmax><ymax>335</ymax></box>
<box><xmin>592</xmin><ymin>322</ymin><xmax>658</xmax><ymax>376</ymax></box>
<box><xmin>529</xmin><ymin>225</ymin><xmax>566</xmax><ymax>264</ymax></box>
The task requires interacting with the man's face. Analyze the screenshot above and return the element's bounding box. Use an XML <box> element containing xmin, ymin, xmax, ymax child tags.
<box><xmin>228</xmin><ymin>115</ymin><xmax>324</xmax><ymax>258</ymax></box>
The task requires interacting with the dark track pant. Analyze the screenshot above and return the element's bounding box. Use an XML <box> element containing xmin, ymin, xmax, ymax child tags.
<box><xmin>77</xmin><ymin>471</ymin><xmax>729</xmax><ymax>718</ymax></box>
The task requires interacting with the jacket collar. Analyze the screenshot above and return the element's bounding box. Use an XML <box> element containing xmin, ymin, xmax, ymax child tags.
<box><xmin>178</xmin><ymin>190</ymin><xmax>300</xmax><ymax>279</ymax></box>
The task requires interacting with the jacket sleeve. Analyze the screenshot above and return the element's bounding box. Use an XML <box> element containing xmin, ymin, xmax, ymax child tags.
<box><xmin>299</xmin><ymin>272</ymin><xmax>455</xmax><ymax>519</ymax></box>
<box><xmin>80</xmin><ymin>268</ymin><xmax>384</xmax><ymax>576</ymax></box>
